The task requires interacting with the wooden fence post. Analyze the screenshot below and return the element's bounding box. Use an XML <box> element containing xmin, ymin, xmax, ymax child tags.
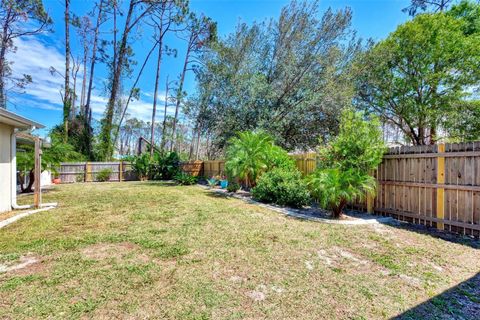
<box><xmin>367</xmin><ymin>169</ymin><xmax>375</xmax><ymax>213</ymax></box>
<box><xmin>86</xmin><ymin>162</ymin><xmax>92</xmax><ymax>182</ymax></box>
<box><xmin>33</xmin><ymin>137</ymin><xmax>41</xmax><ymax>208</ymax></box>
<box><xmin>119</xmin><ymin>161</ymin><xmax>123</xmax><ymax>182</ymax></box>
<box><xmin>367</xmin><ymin>194</ymin><xmax>374</xmax><ymax>213</ymax></box>
<box><xmin>436</xmin><ymin>144</ymin><xmax>445</xmax><ymax>230</ymax></box>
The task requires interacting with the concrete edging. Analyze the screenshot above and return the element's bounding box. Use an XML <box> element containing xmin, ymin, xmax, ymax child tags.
<box><xmin>0</xmin><ymin>207</ymin><xmax>55</xmax><ymax>229</ymax></box>
<box><xmin>201</xmin><ymin>185</ymin><xmax>394</xmax><ymax>225</ymax></box>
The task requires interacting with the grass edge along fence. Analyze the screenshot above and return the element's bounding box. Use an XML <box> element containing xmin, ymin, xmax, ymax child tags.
<box><xmin>59</xmin><ymin>143</ymin><xmax>480</xmax><ymax>237</ymax></box>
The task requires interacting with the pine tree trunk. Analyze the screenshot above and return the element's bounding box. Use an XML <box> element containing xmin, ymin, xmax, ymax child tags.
<box><xmin>101</xmin><ymin>0</ymin><xmax>135</xmax><ymax>160</ymax></box>
<box><xmin>150</xmin><ymin>30</ymin><xmax>163</xmax><ymax>157</ymax></box>
<box><xmin>0</xmin><ymin>7</ymin><xmax>11</xmax><ymax>109</ymax></box>
<box><xmin>80</xmin><ymin>46</ymin><xmax>87</xmax><ymax>114</ymax></box>
<box><xmin>171</xmin><ymin>34</ymin><xmax>192</xmax><ymax>152</ymax></box>
<box><xmin>63</xmin><ymin>0</ymin><xmax>71</xmax><ymax>143</ymax></box>
<box><xmin>84</xmin><ymin>0</ymin><xmax>104</xmax><ymax>158</ymax></box>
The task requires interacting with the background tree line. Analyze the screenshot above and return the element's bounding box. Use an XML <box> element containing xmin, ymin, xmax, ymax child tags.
<box><xmin>1</xmin><ymin>0</ymin><xmax>479</xmax><ymax>163</ymax></box>
<box><xmin>186</xmin><ymin>0</ymin><xmax>480</xmax><ymax>157</ymax></box>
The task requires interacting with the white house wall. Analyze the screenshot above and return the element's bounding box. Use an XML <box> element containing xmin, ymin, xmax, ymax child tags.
<box><xmin>0</xmin><ymin>123</ymin><xmax>13</xmax><ymax>213</ymax></box>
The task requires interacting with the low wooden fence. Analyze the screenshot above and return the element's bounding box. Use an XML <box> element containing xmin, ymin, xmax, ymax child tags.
<box><xmin>58</xmin><ymin>162</ymin><xmax>137</xmax><ymax>183</ymax></box>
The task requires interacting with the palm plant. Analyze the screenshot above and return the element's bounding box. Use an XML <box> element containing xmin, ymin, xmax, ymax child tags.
<box><xmin>225</xmin><ymin>131</ymin><xmax>292</xmax><ymax>188</ymax></box>
<box><xmin>307</xmin><ymin>109</ymin><xmax>386</xmax><ymax>218</ymax></box>
<box><xmin>307</xmin><ymin>168</ymin><xmax>376</xmax><ymax>218</ymax></box>
<box><xmin>130</xmin><ymin>153</ymin><xmax>151</xmax><ymax>181</ymax></box>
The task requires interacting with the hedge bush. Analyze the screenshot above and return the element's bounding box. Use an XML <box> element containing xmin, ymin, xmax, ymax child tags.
<box><xmin>252</xmin><ymin>168</ymin><xmax>310</xmax><ymax>208</ymax></box>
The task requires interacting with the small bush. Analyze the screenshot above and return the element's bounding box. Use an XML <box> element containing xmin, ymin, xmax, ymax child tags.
<box><xmin>75</xmin><ymin>173</ymin><xmax>84</xmax><ymax>183</ymax></box>
<box><xmin>252</xmin><ymin>168</ymin><xmax>310</xmax><ymax>208</ymax></box>
<box><xmin>130</xmin><ymin>153</ymin><xmax>150</xmax><ymax>180</ymax></box>
<box><xmin>96</xmin><ymin>168</ymin><xmax>112</xmax><ymax>182</ymax></box>
<box><xmin>152</xmin><ymin>151</ymin><xmax>180</xmax><ymax>180</ymax></box>
<box><xmin>225</xmin><ymin>131</ymin><xmax>294</xmax><ymax>188</ymax></box>
<box><xmin>226</xmin><ymin>181</ymin><xmax>240</xmax><ymax>193</ymax></box>
<box><xmin>174</xmin><ymin>172</ymin><xmax>198</xmax><ymax>185</ymax></box>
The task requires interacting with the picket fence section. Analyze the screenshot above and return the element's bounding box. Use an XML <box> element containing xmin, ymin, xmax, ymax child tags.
<box><xmin>58</xmin><ymin>162</ymin><xmax>136</xmax><ymax>183</ymax></box>
<box><xmin>58</xmin><ymin>143</ymin><xmax>480</xmax><ymax>236</ymax></box>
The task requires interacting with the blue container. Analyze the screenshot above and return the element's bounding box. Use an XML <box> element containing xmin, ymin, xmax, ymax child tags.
<box><xmin>220</xmin><ymin>180</ymin><xmax>228</xmax><ymax>189</ymax></box>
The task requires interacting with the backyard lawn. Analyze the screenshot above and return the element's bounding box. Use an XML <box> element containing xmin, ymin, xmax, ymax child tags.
<box><xmin>1</xmin><ymin>182</ymin><xmax>479</xmax><ymax>319</ymax></box>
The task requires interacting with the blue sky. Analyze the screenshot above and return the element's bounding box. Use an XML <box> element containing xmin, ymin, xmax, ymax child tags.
<box><xmin>7</xmin><ymin>0</ymin><xmax>410</xmax><ymax>135</ymax></box>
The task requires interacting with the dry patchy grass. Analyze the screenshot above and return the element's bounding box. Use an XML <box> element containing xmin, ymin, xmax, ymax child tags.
<box><xmin>0</xmin><ymin>181</ymin><xmax>479</xmax><ymax>319</ymax></box>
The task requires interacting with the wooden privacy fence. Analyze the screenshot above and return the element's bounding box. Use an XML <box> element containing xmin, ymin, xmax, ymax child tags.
<box><xmin>59</xmin><ymin>143</ymin><xmax>480</xmax><ymax>236</ymax></box>
<box><xmin>290</xmin><ymin>152</ymin><xmax>317</xmax><ymax>175</ymax></box>
<box><xmin>371</xmin><ymin>142</ymin><xmax>480</xmax><ymax>237</ymax></box>
<box><xmin>182</xmin><ymin>154</ymin><xmax>316</xmax><ymax>178</ymax></box>
<box><xmin>58</xmin><ymin>162</ymin><xmax>137</xmax><ymax>183</ymax></box>
<box><xmin>179</xmin><ymin>160</ymin><xmax>204</xmax><ymax>177</ymax></box>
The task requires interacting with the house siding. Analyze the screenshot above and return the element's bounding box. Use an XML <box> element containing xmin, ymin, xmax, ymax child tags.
<box><xmin>0</xmin><ymin>122</ymin><xmax>13</xmax><ymax>213</ymax></box>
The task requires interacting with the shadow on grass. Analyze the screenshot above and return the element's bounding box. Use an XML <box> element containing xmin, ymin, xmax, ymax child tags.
<box><xmin>203</xmin><ymin>190</ymin><xmax>234</xmax><ymax>200</ymax></box>
<box><xmin>129</xmin><ymin>180</ymin><xmax>179</xmax><ymax>187</ymax></box>
<box><xmin>380</xmin><ymin>219</ymin><xmax>480</xmax><ymax>250</ymax></box>
<box><xmin>393</xmin><ymin>272</ymin><xmax>480</xmax><ymax>320</ymax></box>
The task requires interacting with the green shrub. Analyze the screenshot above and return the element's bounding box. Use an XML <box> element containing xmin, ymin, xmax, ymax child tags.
<box><xmin>152</xmin><ymin>151</ymin><xmax>180</xmax><ymax>180</ymax></box>
<box><xmin>96</xmin><ymin>168</ymin><xmax>112</xmax><ymax>182</ymax></box>
<box><xmin>174</xmin><ymin>172</ymin><xmax>198</xmax><ymax>185</ymax></box>
<box><xmin>252</xmin><ymin>168</ymin><xmax>310</xmax><ymax>208</ymax></box>
<box><xmin>307</xmin><ymin>168</ymin><xmax>376</xmax><ymax>217</ymax></box>
<box><xmin>307</xmin><ymin>109</ymin><xmax>386</xmax><ymax>217</ymax></box>
<box><xmin>130</xmin><ymin>153</ymin><xmax>150</xmax><ymax>181</ymax></box>
<box><xmin>75</xmin><ymin>173</ymin><xmax>84</xmax><ymax>183</ymax></box>
<box><xmin>226</xmin><ymin>181</ymin><xmax>240</xmax><ymax>193</ymax></box>
<box><xmin>129</xmin><ymin>151</ymin><xmax>180</xmax><ymax>181</ymax></box>
<box><xmin>225</xmin><ymin>131</ymin><xmax>294</xmax><ymax>188</ymax></box>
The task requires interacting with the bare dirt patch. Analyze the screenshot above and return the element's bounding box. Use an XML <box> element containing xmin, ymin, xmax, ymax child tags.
<box><xmin>80</xmin><ymin>242</ymin><xmax>139</xmax><ymax>260</ymax></box>
<box><xmin>0</xmin><ymin>254</ymin><xmax>46</xmax><ymax>276</ymax></box>
<box><xmin>315</xmin><ymin>247</ymin><xmax>371</xmax><ymax>270</ymax></box>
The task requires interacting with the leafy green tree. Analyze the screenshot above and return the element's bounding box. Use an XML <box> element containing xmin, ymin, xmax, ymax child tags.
<box><xmin>448</xmin><ymin>0</ymin><xmax>480</xmax><ymax>35</ymax></box>
<box><xmin>354</xmin><ymin>11</ymin><xmax>480</xmax><ymax>145</ymax></box>
<box><xmin>442</xmin><ymin>100</ymin><xmax>480</xmax><ymax>141</ymax></box>
<box><xmin>191</xmin><ymin>0</ymin><xmax>359</xmax><ymax>152</ymax></box>
<box><xmin>403</xmin><ymin>0</ymin><xmax>453</xmax><ymax>15</ymax></box>
<box><xmin>307</xmin><ymin>109</ymin><xmax>385</xmax><ymax>218</ymax></box>
<box><xmin>17</xmin><ymin>133</ymin><xmax>84</xmax><ymax>193</ymax></box>
<box><xmin>225</xmin><ymin>131</ymin><xmax>293</xmax><ymax>188</ymax></box>
<box><xmin>0</xmin><ymin>0</ymin><xmax>52</xmax><ymax>108</ymax></box>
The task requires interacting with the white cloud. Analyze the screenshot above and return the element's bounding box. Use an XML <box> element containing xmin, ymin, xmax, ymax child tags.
<box><xmin>7</xmin><ymin>37</ymin><xmax>177</xmax><ymax>123</ymax></box>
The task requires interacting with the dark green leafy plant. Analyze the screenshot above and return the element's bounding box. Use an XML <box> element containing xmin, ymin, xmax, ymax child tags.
<box><xmin>308</xmin><ymin>168</ymin><xmax>376</xmax><ymax>217</ymax></box>
<box><xmin>130</xmin><ymin>153</ymin><xmax>151</xmax><ymax>181</ymax></box>
<box><xmin>152</xmin><ymin>151</ymin><xmax>180</xmax><ymax>180</ymax></box>
<box><xmin>96</xmin><ymin>168</ymin><xmax>112</xmax><ymax>182</ymax></box>
<box><xmin>252</xmin><ymin>168</ymin><xmax>310</xmax><ymax>208</ymax></box>
<box><xmin>307</xmin><ymin>109</ymin><xmax>386</xmax><ymax>217</ymax></box>
<box><xmin>17</xmin><ymin>133</ymin><xmax>84</xmax><ymax>192</ymax></box>
<box><xmin>225</xmin><ymin>131</ymin><xmax>294</xmax><ymax>188</ymax></box>
<box><xmin>174</xmin><ymin>172</ymin><xmax>198</xmax><ymax>185</ymax></box>
<box><xmin>226</xmin><ymin>182</ymin><xmax>240</xmax><ymax>193</ymax></box>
